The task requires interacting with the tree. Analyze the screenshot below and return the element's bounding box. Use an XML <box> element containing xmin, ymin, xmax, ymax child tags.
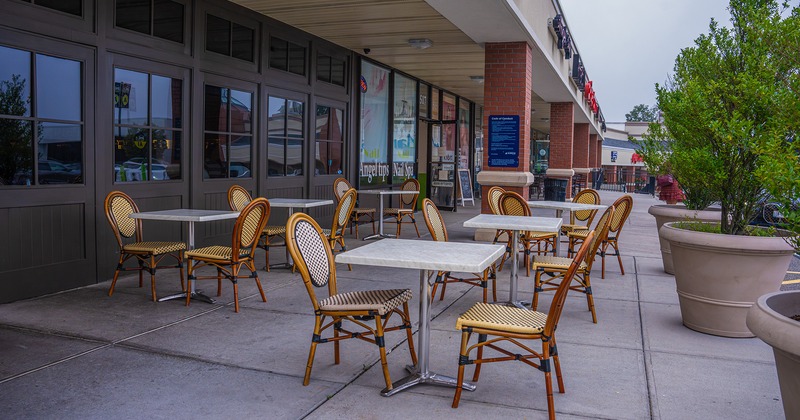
<box><xmin>625</xmin><ymin>104</ymin><xmax>659</xmax><ymax>122</ymax></box>
<box><xmin>0</xmin><ymin>75</ymin><xmax>33</xmax><ymax>185</ymax></box>
<box><xmin>655</xmin><ymin>0</ymin><xmax>800</xmax><ymax>236</ymax></box>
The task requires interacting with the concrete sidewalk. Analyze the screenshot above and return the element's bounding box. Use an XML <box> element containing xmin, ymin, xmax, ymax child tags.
<box><xmin>0</xmin><ymin>190</ymin><xmax>787</xmax><ymax>419</ymax></box>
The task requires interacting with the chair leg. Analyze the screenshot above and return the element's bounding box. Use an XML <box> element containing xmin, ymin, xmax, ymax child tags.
<box><xmin>471</xmin><ymin>334</ymin><xmax>486</xmax><ymax>382</ymax></box>
<box><xmin>613</xmin><ymin>240</ymin><xmax>625</xmax><ymax>275</ymax></box>
<box><xmin>532</xmin><ymin>269</ymin><xmax>543</xmax><ymax>311</ymax></box>
<box><xmin>411</xmin><ymin>215</ymin><xmax>420</xmax><ymax>238</ymax></box>
<box><xmin>551</xmin><ymin>338</ymin><xmax>565</xmax><ymax>393</ymax></box>
<box><xmin>265</xmin><ymin>239</ymin><xmax>271</xmax><ymax>273</ymax></box>
<box><xmin>250</xmin><ymin>261</ymin><xmax>267</xmax><ymax>303</ymax></box>
<box><xmin>430</xmin><ymin>273</ymin><xmax>441</xmax><ymax>302</ymax></box>
<box><xmin>402</xmin><ymin>302</ymin><xmax>418</xmax><ymax>365</ymax></box>
<box><xmin>138</xmin><ymin>260</ymin><xmax>144</xmax><ymax>288</ymax></box>
<box><xmin>185</xmin><ymin>259</ymin><xmax>194</xmax><ymax>307</ymax></box>
<box><xmin>217</xmin><ymin>268</ymin><xmax>222</xmax><ymax>297</ymax></box>
<box><xmin>491</xmin><ymin>267</ymin><xmax>498</xmax><ymax>302</ymax></box>
<box><xmin>178</xmin><ymin>254</ymin><xmax>185</xmax><ymax>292</ymax></box>
<box><xmin>149</xmin><ymin>254</ymin><xmax>157</xmax><ymax>302</ymax></box>
<box><xmin>374</xmin><ymin>316</ymin><xmax>393</xmax><ymax>391</ymax></box>
<box><xmin>584</xmin><ymin>273</ymin><xmax>597</xmax><ymax>324</ymax></box>
<box><xmin>544</xmin><ymin>353</ymin><xmax>557</xmax><ymax>420</ymax></box>
<box><xmin>108</xmin><ymin>256</ymin><xmax>125</xmax><ymax>297</ymax></box>
<box><xmin>396</xmin><ymin>216</ymin><xmax>402</xmax><ymax>238</ymax></box>
<box><xmin>452</xmin><ymin>330</ymin><xmax>470</xmax><ymax>408</ymax></box>
<box><xmin>303</xmin><ymin>317</ymin><xmax>322</xmax><ymax>386</ymax></box>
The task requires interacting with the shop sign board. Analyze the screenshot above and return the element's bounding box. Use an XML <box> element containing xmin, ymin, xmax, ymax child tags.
<box><xmin>488</xmin><ymin>115</ymin><xmax>519</xmax><ymax>168</ymax></box>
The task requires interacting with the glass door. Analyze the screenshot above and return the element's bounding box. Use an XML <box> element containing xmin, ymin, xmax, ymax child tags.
<box><xmin>429</xmin><ymin>122</ymin><xmax>456</xmax><ymax>208</ymax></box>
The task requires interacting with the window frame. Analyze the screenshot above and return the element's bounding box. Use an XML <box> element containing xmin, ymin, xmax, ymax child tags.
<box><xmin>266</xmin><ymin>91</ymin><xmax>307</xmax><ymax>178</ymax></box>
<box><xmin>313</xmin><ymin>100</ymin><xmax>346</xmax><ymax>177</ymax></box>
<box><xmin>201</xmin><ymin>81</ymin><xmax>256</xmax><ymax>180</ymax></box>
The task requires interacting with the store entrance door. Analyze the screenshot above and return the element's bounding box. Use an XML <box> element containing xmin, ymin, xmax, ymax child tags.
<box><xmin>428</xmin><ymin>121</ymin><xmax>457</xmax><ymax>209</ymax></box>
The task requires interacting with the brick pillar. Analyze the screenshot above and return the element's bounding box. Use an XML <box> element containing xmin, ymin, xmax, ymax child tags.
<box><xmin>572</xmin><ymin>123</ymin><xmax>590</xmax><ymax>169</ymax></box>
<box><xmin>478</xmin><ymin>42</ymin><xmax>534</xmax><ymax>215</ymax></box>
<box><xmin>547</xmin><ymin>102</ymin><xmax>575</xmax><ymax>198</ymax></box>
<box><xmin>589</xmin><ymin>134</ymin><xmax>599</xmax><ymax>168</ymax></box>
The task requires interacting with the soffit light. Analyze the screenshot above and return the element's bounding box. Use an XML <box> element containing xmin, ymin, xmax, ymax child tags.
<box><xmin>469</xmin><ymin>75</ymin><xmax>484</xmax><ymax>84</ymax></box>
<box><xmin>408</xmin><ymin>38</ymin><xmax>433</xmax><ymax>49</ymax></box>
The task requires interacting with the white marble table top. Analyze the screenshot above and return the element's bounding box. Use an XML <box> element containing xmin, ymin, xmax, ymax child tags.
<box><xmin>527</xmin><ymin>200</ymin><xmax>607</xmax><ymax>212</ymax></box>
<box><xmin>463</xmin><ymin>214</ymin><xmax>562</xmax><ymax>232</ymax></box>
<box><xmin>268</xmin><ymin>198</ymin><xmax>334</xmax><ymax>208</ymax></box>
<box><xmin>358</xmin><ymin>189</ymin><xmax>419</xmax><ymax>196</ymax></box>
<box><xmin>129</xmin><ymin>209</ymin><xmax>239</xmax><ymax>222</ymax></box>
<box><xmin>335</xmin><ymin>239</ymin><xmax>504</xmax><ymax>273</ymax></box>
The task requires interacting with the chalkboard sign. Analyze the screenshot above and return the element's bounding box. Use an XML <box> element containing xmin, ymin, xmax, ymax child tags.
<box><xmin>488</xmin><ymin>115</ymin><xmax>520</xmax><ymax>168</ymax></box>
<box><xmin>457</xmin><ymin>169</ymin><xmax>474</xmax><ymax>206</ymax></box>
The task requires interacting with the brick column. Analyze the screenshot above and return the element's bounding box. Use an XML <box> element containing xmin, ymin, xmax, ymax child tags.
<box><xmin>477</xmin><ymin>42</ymin><xmax>534</xmax><ymax>215</ymax></box>
<box><xmin>589</xmin><ymin>134</ymin><xmax>599</xmax><ymax>168</ymax></box>
<box><xmin>547</xmin><ymin>102</ymin><xmax>575</xmax><ymax>198</ymax></box>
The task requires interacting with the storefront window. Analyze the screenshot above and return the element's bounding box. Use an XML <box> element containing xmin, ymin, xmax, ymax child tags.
<box><xmin>315</xmin><ymin>105</ymin><xmax>344</xmax><ymax>175</ymax></box>
<box><xmin>392</xmin><ymin>74</ymin><xmax>416</xmax><ymax>184</ymax></box>
<box><xmin>458</xmin><ymin>100</ymin><xmax>470</xmax><ymax>171</ymax></box>
<box><xmin>116</xmin><ymin>0</ymin><xmax>184</xmax><ymax>44</ymax></box>
<box><xmin>316</xmin><ymin>53</ymin><xmax>346</xmax><ymax>87</ymax></box>
<box><xmin>28</xmin><ymin>0</ymin><xmax>83</xmax><ymax>17</ymax></box>
<box><xmin>0</xmin><ymin>46</ymin><xmax>83</xmax><ymax>186</ymax></box>
<box><xmin>203</xmin><ymin>85</ymin><xmax>253</xmax><ymax>179</ymax></box>
<box><xmin>205</xmin><ymin>14</ymin><xmax>254</xmax><ymax>62</ymax></box>
<box><xmin>359</xmin><ymin>61</ymin><xmax>390</xmax><ymax>186</ymax></box>
<box><xmin>270</xmin><ymin>37</ymin><xmax>306</xmax><ymax>76</ymax></box>
<box><xmin>113</xmin><ymin>68</ymin><xmax>182</xmax><ymax>182</ymax></box>
<box><xmin>268</xmin><ymin>96</ymin><xmax>304</xmax><ymax>176</ymax></box>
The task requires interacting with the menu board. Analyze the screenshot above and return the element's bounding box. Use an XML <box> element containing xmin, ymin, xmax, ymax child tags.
<box><xmin>488</xmin><ymin>115</ymin><xmax>519</xmax><ymax>168</ymax></box>
<box><xmin>457</xmin><ymin>169</ymin><xmax>474</xmax><ymax>206</ymax></box>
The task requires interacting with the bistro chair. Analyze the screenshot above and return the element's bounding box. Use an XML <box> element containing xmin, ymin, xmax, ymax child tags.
<box><xmin>383</xmin><ymin>178</ymin><xmax>421</xmax><ymax>238</ymax></box>
<box><xmin>568</xmin><ymin>195</ymin><xmax>633</xmax><ymax>279</ymax></box>
<box><xmin>323</xmin><ymin>187</ymin><xmax>357</xmax><ymax>271</ymax></box>
<box><xmin>561</xmin><ymin>188</ymin><xmax>600</xmax><ymax>235</ymax></box>
<box><xmin>532</xmin><ymin>205</ymin><xmax>614</xmax><ymax>324</ymax></box>
<box><xmin>452</xmin><ymin>231</ymin><xmax>597</xmax><ymax>420</ymax></box>
<box><xmin>104</xmin><ymin>191</ymin><xmax>186</xmax><ymax>302</ymax></box>
<box><xmin>422</xmin><ymin>198</ymin><xmax>497</xmax><ymax>303</ymax></box>
<box><xmin>185</xmin><ymin>197</ymin><xmax>270</xmax><ymax>313</ymax></box>
<box><xmin>333</xmin><ymin>177</ymin><xmax>376</xmax><ymax>239</ymax></box>
<box><xmin>499</xmin><ymin>191</ymin><xmax>558</xmax><ymax>277</ymax></box>
<box><xmin>486</xmin><ymin>186</ymin><xmax>513</xmax><ymax>272</ymax></box>
<box><xmin>286</xmin><ymin>212</ymin><xmax>417</xmax><ymax>391</ymax></box>
<box><xmin>227</xmin><ymin>185</ymin><xmax>286</xmax><ymax>272</ymax></box>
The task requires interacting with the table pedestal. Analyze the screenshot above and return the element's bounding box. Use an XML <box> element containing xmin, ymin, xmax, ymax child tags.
<box><xmin>380</xmin><ymin>269</ymin><xmax>476</xmax><ymax>396</ymax></box>
<box><xmin>364</xmin><ymin>194</ymin><xmax>395</xmax><ymax>240</ymax></box>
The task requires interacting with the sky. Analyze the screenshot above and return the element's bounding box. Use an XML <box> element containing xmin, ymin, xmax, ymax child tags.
<box><xmin>559</xmin><ymin>0</ymin><xmax>731</xmax><ymax>122</ymax></box>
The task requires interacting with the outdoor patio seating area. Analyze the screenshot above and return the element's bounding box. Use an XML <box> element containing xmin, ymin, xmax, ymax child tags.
<box><xmin>0</xmin><ymin>190</ymin><xmax>789</xmax><ymax>419</ymax></box>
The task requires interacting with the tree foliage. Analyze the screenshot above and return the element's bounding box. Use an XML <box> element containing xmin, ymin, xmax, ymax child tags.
<box><xmin>654</xmin><ymin>0</ymin><xmax>800</xmax><ymax>238</ymax></box>
<box><xmin>0</xmin><ymin>75</ymin><xmax>33</xmax><ymax>185</ymax></box>
<box><xmin>625</xmin><ymin>104</ymin><xmax>659</xmax><ymax>122</ymax></box>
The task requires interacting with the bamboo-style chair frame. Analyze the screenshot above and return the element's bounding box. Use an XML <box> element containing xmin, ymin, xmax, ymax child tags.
<box><xmin>532</xmin><ymin>205</ymin><xmax>614</xmax><ymax>323</ymax></box>
<box><xmin>499</xmin><ymin>191</ymin><xmax>558</xmax><ymax>277</ymax></box>
<box><xmin>569</xmin><ymin>195</ymin><xmax>633</xmax><ymax>279</ymax></box>
<box><xmin>104</xmin><ymin>191</ymin><xmax>186</xmax><ymax>302</ymax></box>
<box><xmin>561</xmin><ymin>188</ymin><xmax>600</xmax><ymax>235</ymax></box>
<box><xmin>185</xmin><ymin>197</ymin><xmax>271</xmax><ymax>312</ymax></box>
<box><xmin>227</xmin><ymin>185</ymin><xmax>286</xmax><ymax>272</ymax></box>
<box><xmin>421</xmin><ymin>198</ymin><xmax>497</xmax><ymax>303</ymax></box>
<box><xmin>452</xmin><ymin>231</ymin><xmax>597</xmax><ymax>420</ymax></box>
<box><xmin>286</xmin><ymin>212</ymin><xmax>417</xmax><ymax>391</ymax></box>
<box><xmin>333</xmin><ymin>177</ymin><xmax>376</xmax><ymax>239</ymax></box>
<box><xmin>383</xmin><ymin>178</ymin><xmax>421</xmax><ymax>238</ymax></box>
<box><xmin>323</xmin><ymin>188</ymin><xmax>357</xmax><ymax>271</ymax></box>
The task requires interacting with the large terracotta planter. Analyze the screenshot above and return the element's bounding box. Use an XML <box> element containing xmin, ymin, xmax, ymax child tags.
<box><xmin>746</xmin><ymin>291</ymin><xmax>800</xmax><ymax>420</ymax></box>
<box><xmin>648</xmin><ymin>205</ymin><xmax>721</xmax><ymax>274</ymax></box>
<box><xmin>660</xmin><ymin>222</ymin><xmax>795</xmax><ymax>337</ymax></box>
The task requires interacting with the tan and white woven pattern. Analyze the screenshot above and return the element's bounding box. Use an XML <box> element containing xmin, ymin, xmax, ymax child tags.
<box><xmin>185</xmin><ymin>245</ymin><xmax>249</xmax><ymax>260</ymax></box>
<box><xmin>456</xmin><ymin>302</ymin><xmax>547</xmax><ymax>334</ymax></box>
<box><xmin>125</xmin><ymin>241</ymin><xmax>186</xmax><ymax>254</ymax></box>
<box><xmin>239</xmin><ymin>206</ymin><xmax>264</xmax><ymax>248</ymax></box>
<box><xmin>110</xmin><ymin>196</ymin><xmax>137</xmax><ymax>238</ymax></box>
<box><xmin>319</xmin><ymin>288</ymin><xmax>412</xmax><ymax>316</ymax></box>
<box><xmin>532</xmin><ymin>255</ymin><xmax>588</xmax><ymax>271</ymax></box>
<box><xmin>228</xmin><ymin>186</ymin><xmax>252</xmax><ymax>211</ymax></box>
<box><xmin>423</xmin><ymin>200</ymin><xmax>446</xmax><ymax>242</ymax></box>
<box><xmin>294</xmin><ymin>219</ymin><xmax>331</xmax><ymax>287</ymax></box>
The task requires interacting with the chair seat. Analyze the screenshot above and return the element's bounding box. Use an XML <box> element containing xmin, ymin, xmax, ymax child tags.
<box><xmin>455</xmin><ymin>302</ymin><xmax>547</xmax><ymax>334</ymax></box>
<box><xmin>383</xmin><ymin>207</ymin><xmax>412</xmax><ymax>215</ymax></box>
<box><xmin>185</xmin><ymin>245</ymin><xmax>250</xmax><ymax>261</ymax></box>
<box><xmin>264</xmin><ymin>225</ymin><xmax>286</xmax><ymax>235</ymax></box>
<box><xmin>562</xmin><ymin>223</ymin><xmax>588</xmax><ymax>232</ymax></box>
<box><xmin>124</xmin><ymin>241</ymin><xmax>186</xmax><ymax>254</ymax></box>
<box><xmin>319</xmin><ymin>288</ymin><xmax>412</xmax><ymax>316</ymax></box>
<box><xmin>567</xmin><ymin>229</ymin><xmax>590</xmax><ymax>239</ymax></box>
<box><xmin>522</xmin><ymin>231</ymin><xmax>558</xmax><ymax>240</ymax></box>
<box><xmin>532</xmin><ymin>255</ymin><xmax>588</xmax><ymax>271</ymax></box>
<box><xmin>354</xmin><ymin>207</ymin><xmax>375</xmax><ymax>214</ymax></box>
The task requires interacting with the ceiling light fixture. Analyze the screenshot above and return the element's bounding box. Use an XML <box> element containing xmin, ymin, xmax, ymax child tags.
<box><xmin>408</xmin><ymin>38</ymin><xmax>433</xmax><ymax>50</ymax></box>
<box><xmin>469</xmin><ymin>75</ymin><xmax>484</xmax><ymax>84</ymax></box>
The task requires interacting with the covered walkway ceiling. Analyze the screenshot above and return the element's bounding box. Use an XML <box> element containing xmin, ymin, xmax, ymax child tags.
<box><xmin>232</xmin><ymin>0</ymin><xmax>582</xmax><ymax>134</ymax></box>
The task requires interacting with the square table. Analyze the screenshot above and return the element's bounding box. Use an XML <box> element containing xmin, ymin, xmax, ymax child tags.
<box><xmin>335</xmin><ymin>238</ymin><xmax>504</xmax><ymax>396</ymax></box>
<box><xmin>527</xmin><ymin>200</ymin><xmax>607</xmax><ymax>255</ymax></box>
<box><xmin>463</xmin><ymin>214</ymin><xmax>562</xmax><ymax>308</ymax></box>
<box><xmin>267</xmin><ymin>198</ymin><xmax>334</xmax><ymax>269</ymax></box>
<box><xmin>358</xmin><ymin>189</ymin><xmax>419</xmax><ymax>240</ymax></box>
<box><xmin>129</xmin><ymin>209</ymin><xmax>240</xmax><ymax>304</ymax></box>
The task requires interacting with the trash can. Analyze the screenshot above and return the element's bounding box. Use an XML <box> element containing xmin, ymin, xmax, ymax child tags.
<box><xmin>592</xmin><ymin>169</ymin><xmax>604</xmax><ymax>190</ymax></box>
<box><xmin>543</xmin><ymin>178</ymin><xmax>568</xmax><ymax>202</ymax></box>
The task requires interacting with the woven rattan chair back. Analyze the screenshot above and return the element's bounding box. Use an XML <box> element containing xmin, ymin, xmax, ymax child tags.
<box><xmin>232</xmin><ymin>197</ymin><xmax>271</xmax><ymax>262</ymax></box>
<box><xmin>487</xmin><ymin>186</ymin><xmax>505</xmax><ymax>215</ymax></box>
<box><xmin>584</xmin><ymin>205</ymin><xmax>614</xmax><ymax>268</ymax></box>
<box><xmin>499</xmin><ymin>191</ymin><xmax>531</xmax><ymax>217</ymax></box>
<box><xmin>399</xmin><ymin>178</ymin><xmax>420</xmax><ymax>209</ymax></box>
<box><xmin>332</xmin><ymin>188</ymin><xmax>357</xmax><ymax>238</ymax></box>
<box><xmin>422</xmin><ymin>198</ymin><xmax>448</xmax><ymax>242</ymax></box>
<box><xmin>333</xmin><ymin>177</ymin><xmax>351</xmax><ymax>203</ymax></box>
<box><xmin>571</xmin><ymin>188</ymin><xmax>600</xmax><ymax>225</ymax></box>
<box><xmin>105</xmin><ymin>191</ymin><xmax>142</xmax><ymax>245</ymax></box>
<box><xmin>227</xmin><ymin>184</ymin><xmax>252</xmax><ymax>211</ymax></box>
<box><xmin>286</xmin><ymin>212</ymin><xmax>336</xmax><ymax>309</ymax></box>
<box><xmin>609</xmin><ymin>195</ymin><xmax>633</xmax><ymax>234</ymax></box>
<box><xmin>546</xmin><ymin>230</ymin><xmax>595</xmax><ymax>337</ymax></box>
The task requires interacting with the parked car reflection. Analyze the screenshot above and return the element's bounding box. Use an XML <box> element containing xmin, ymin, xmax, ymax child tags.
<box><xmin>116</xmin><ymin>158</ymin><xmax>169</xmax><ymax>181</ymax></box>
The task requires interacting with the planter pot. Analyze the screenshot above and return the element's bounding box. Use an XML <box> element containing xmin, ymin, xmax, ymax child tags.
<box><xmin>661</xmin><ymin>222</ymin><xmax>795</xmax><ymax>337</ymax></box>
<box><xmin>746</xmin><ymin>291</ymin><xmax>800</xmax><ymax>420</ymax></box>
<box><xmin>648</xmin><ymin>205</ymin><xmax>721</xmax><ymax>274</ymax></box>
